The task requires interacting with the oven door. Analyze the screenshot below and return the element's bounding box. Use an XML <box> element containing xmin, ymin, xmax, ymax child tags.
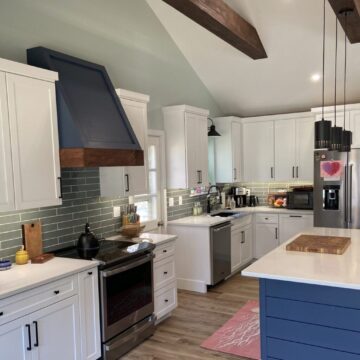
<box><xmin>100</xmin><ymin>252</ymin><xmax>154</xmax><ymax>342</ymax></box>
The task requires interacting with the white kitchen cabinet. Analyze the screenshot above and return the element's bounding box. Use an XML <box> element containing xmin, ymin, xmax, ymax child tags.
<box><xmin>100</xmin><ymin>89</ymin><xmax>149</xmax><ymax>197</ymax></box>
<box><xmin>243</xmin><ymin>120</ymin><xmax>274</xmax><ymax>181</ymax></box>
<box><xmin>255</xmin><ymin>223</ymin><xmax>279</xmax><ymax>259</ymax></box>
<box><xmin>279</xmin><ymin>214</ymin><xmax>314</xmax><ymax>244</ymax></box>
<box><xmin>0</xmin><ymin>59</ymin><xmax>61</xmax><ymax>212</ymax></box>
<box><xmin>30</xmin><ymin>296</ymin><xmax>80</xmax><ymax>360</ymax></box>
<box><xmin>78</xmin><ymin>269</ymin><xmax>101</xmax><ymax>360</ymax></box>
<box><xmin>163</xmin><ymin>105</ymin><xmax>209</xmax><ymax>189</ymax></box>
<box><xmin>0</xmin><ymin>71</ymin><xmax>14</xmax><ymax>211</ymax></box>
<box><xmin>153</xmin><ymin>240</ymin><xmax>177</xmax><ymax>323</ymax></box>
<box><xmin>0</xmin><ymin>265</ymin><xmax>100</xmax><ymax>360</ymax></box>
<box><xmin>231</xmin><ymin>225</ymin><xmax>242</xmax><ymax>273</ymax></box>
<box><xmin>0</xmin><ymin>316</ymin><xmax>30</xmax><ymax>360</ymax></box>
<box><xmin>350</xmin><ymin>110</ymin><xmax>360</xmax><ymax>148</ymax></box>
<box><xmin>213</xmin><ymin>117</ymin><xmax>242</xmax><ymax>183</ymax></box>
<box><xmin>241</xmin><ymin>224</ymin><xmax>253</xmax><ymax>265</ymax></box>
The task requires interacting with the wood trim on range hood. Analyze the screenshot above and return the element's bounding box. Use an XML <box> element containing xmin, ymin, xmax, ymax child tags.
<box><xmin>60</xmin><ymin>148</ymin><xmax>144</xmax><ymax>168</ymax></box>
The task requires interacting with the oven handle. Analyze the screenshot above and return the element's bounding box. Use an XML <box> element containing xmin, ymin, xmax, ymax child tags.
<box><xmin>101</xmin><ymin>253</ymin><xmax>154</xmax><ymax>278</ymax></box>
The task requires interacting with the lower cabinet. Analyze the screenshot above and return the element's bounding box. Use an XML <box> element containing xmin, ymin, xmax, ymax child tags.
<box><xmin>279</xmin><ymin>214</ymin><xmax>314</xmax><ymax>244</ymax></box>
<box><xmin>255</xmin><ymin>223</ymin><xmax>279</xmax><ymax>259</ymax></box>
<box><xmin>153</xmin><ymin>240</ymin><xmax>177</xmax><ymax>323</ymax></box>
<box><xmin>241</xmin><ymin>224</ymin><xmax>253</xmax><ymax>265</ymax></box>
<box><xmin>0</xmin><ymin>266</ymin><xmax>100</xmax><ymax>360</ymax></box>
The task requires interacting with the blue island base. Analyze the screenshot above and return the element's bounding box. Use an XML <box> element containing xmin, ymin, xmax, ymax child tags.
<box><xmin>260</xmin><ymin>279</ymin><xmax>360</xmax><ymax>359</ymax></box>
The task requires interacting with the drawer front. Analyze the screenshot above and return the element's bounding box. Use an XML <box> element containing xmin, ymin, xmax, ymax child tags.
<box><xmin>154</xmin><ymin>281</ymin><xmax>177</xmax><ymax>320</ymax></box>
<box><xmin>0</xmin><ymin>275</ymin><xmax>77</xmax><ymax>325</ymax></box>
<box><xmin>154</xmin><ymin>240</ymin><xmax>175</xmax><ymax>263</ymax></box>
<box><xmin>231</xmin><ymin>214</ymin><xmax>252</xmax><ymax>230</ymax></box>
<box><xmin>154</xmin><ymin>256</ymin><xmax>176</xmax><ymax>291</ymax></box>
<box><xmin>255</xmin><ymin>213</ymin><xmax>278</xmax><ymax>224</ymax></box>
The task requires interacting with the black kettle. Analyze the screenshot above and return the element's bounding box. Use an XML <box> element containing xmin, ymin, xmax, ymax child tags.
<box><xmin>77</xmin><ymin>223</ymin><xmax>100</xmax><ymax>259</ymax></box>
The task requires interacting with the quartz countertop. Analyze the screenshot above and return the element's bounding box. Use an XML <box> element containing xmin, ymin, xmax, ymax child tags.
<box><xmin>107</xmin><ymin>231</ymin><xmax>177</xmax><ymax>246</ymax></box>
<box><xmin>0</xmin><ymin>257</ymin><xmax>96</xmax><ymax>300</ymax></box>
<box><xmin>167</xmin><ymin>215</ymin><xmax>231</xmax><ymax>227</ymax></box>
<box><xmin>222</xmin><ymin>206</ymin><xmax>313</xmax><ymax>215</ymax></box>
<box><xmin>242</xmin><ymin>227</ymin><xmax>360</xmax><ymax>290</ymax></box>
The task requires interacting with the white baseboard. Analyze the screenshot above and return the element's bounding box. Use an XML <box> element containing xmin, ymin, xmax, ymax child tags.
<box><xmin>177</xmin><ymin>278</ymin><xmax>207</xmax><ymax>293</ymax></box>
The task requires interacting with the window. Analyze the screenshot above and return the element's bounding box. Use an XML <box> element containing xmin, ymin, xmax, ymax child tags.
<box><xmin>133</xmin><ymin>132</ymin><xmax>164</xmax><ymax>230</ymax></box>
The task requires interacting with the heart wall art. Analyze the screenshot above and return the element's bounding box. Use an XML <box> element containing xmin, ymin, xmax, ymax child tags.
<box><xmin>320</xmin><ymin>160</ymin><xmax>343</xmax><ymax>179</ymax></box>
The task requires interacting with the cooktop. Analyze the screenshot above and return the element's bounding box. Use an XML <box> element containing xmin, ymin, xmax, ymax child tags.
<box><xmin>53</xmin><ymin>239</ymin><xmax>155</xmax><ymax>268</ymax></box>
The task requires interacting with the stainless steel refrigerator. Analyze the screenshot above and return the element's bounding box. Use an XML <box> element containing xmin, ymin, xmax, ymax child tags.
<box><xmin>314</xmin><ymin>149</ymin><xmax>360</xmax><ymax>228</ymax></box>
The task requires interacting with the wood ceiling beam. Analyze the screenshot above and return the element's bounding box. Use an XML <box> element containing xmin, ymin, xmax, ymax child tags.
<box><xmin>162</xmin><ymin>0</ymin><xmax>267</xmax><ymax>60</ymax></box>
<box><xmin>328</xmin><ymin>0</ymin><xmax>360</xmax><ymax>43</ymax></box>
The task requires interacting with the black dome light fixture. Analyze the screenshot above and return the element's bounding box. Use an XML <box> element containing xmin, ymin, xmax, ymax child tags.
<box><xmin>340</xmin><ymin>8</ymin><xmax>353</xmax><ymax>152</ymax></box>
<box><xmin>208</xmin><ymin>118</ymin><xmax>221</xmax><ymax>137</ymax></box>
<box><xmin>330</xmin><ymin>17</ymin><xmax>343</xmax><ymax>151</ymax></box>
<box><xmin>315</xmin><ymin>0</ymin><xmax>331</xmax><ymax>149</ymax></box>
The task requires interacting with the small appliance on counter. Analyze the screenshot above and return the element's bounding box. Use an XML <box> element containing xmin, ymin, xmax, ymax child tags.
<box><xmin>231</xmin><ymin>187</ymin><xmax>248</xmax><ymax>207</ymax></box>
<box><xmin>267</xmin><ymin>192</ymin><xmax>287</xmax><ymax>208</ymax></box>
<box><xmin>287</xmin><ymin>186</ymin><xmax>313</xmax><ymax>210</ymax></box>
<box><xmin>248</xmin><ymin>195</ymin><xmax>259</xmax><ymax>207</ymax></box>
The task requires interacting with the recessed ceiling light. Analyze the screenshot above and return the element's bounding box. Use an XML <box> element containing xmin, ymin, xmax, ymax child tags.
<box><xmin>311</xmin><ymin>73</ymin><xmax>321</xmax><ymax>82</ymax></box>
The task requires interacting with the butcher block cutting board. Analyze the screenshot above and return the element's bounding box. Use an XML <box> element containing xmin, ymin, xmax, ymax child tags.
<box><xmin>286</xmin><ymin>234</ymin><xmax>351</xmax><ymax>255</ymax></box>
<box><xmin>22</xmin><ymin>221</ymin><xmax>43</xmax><ymax>259</ymax></box>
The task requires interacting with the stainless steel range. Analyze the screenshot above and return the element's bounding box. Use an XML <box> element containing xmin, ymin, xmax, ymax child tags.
<box><xmin>54</xmin><ymin>239</ymin><xmax>156</xmax><ymax>359</ymax></box>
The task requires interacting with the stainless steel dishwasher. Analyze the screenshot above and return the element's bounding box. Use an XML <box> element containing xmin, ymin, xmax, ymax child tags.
<box><xmin>210</xmin><ymin>221</ymin><xmax>231</xmax><ymax>285</ymax></box>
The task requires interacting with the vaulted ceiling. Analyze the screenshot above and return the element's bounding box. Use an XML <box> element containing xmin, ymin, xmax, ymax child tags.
<box><xmin>147</xmin><ymin>0</ymin><xmax>360</xmax><ymax>117</ymax></box>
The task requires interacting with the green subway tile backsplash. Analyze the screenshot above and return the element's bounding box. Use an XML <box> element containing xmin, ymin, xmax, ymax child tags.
<box><xmin>0</xmin><ymin>168</ymin><xmax>129</xmax><ymax>262</ymax></box>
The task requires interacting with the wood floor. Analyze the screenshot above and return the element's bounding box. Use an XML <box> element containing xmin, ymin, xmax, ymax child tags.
<box><xmin>124</xmin><ymin>275</ymin><xmax>259</xmax><ymax>360</ymax></box>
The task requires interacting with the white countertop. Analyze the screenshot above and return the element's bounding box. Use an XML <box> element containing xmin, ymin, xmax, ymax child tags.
<box><xmin>242</xmin><ymin>227</ymin><xmax>360</xmax><ymax>290</ymax></box>
<box><xmin>167</xmin><ymin>215</ymin><xmax>231</xmax><ymax>227</ymax></box>
<box><xmin>226</xmin><ymin>206</ymin><xmax>313</xmax><ymax>215</ymax></box>
<box><xmin>107</xmin><ymin>231</ymin><xmax>177</xmax><ymax>246</ymax></box>
<box><xmin>0</xmin><ymin>257</ymin><xmax>96</xmax><ymax>300</ymax></box>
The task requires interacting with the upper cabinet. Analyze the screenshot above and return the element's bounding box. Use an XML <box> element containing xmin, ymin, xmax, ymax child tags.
<box><xmin>213</xmin><ymin>117</ymin><xmax>242</xmax><ymax>183</ymax></box>
<box><xmin>242</xmin><ymin>113</ymin><xmax>314</xmax><ymax>182</ymax></box>
<box><xmin>0</xmin><ymin>59</ymin><xmax>61</xmax><ymax>212</ymax></box>
<box><xmin>100</xmin><ymin>89</ymin><xmax>149</xmax><ymax>197</ymax></box>
<box><xmin>312</xmin><ymin>104</ymin><xmax>360</xmax><ymax>149</ymax></box>
<box><xmin>163</xmin><ymin>105</ymin><xmax>209</xmax><ymax>189</ymax></box>
<box><xmin>243</xmin><ymin>120</ymin><xmax>274</xmax><ymax>182</ymax></box>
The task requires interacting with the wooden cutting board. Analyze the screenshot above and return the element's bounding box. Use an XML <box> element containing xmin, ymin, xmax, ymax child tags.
<box><xmin>286</xmin><ymin>234</ymin><xmax>351</xmax><ymax>255</ymax></box>
<box><xmin>22</xmin><ymin>221</ymin><xmax>43</xmax><ymax>259</ymax></box>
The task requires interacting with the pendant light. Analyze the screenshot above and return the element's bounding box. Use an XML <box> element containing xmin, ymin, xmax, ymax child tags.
<box><xmin>208</xmin><ymin>118</ymin><xmax>221</xmax><ymax>137</ymax></box>
<box><xmin>340</xmin><ymin>9</ymin><xmax>352</xmax><ymax>152</ymax></box>
<box><xmin>315</xmin><ymin>0</ymin><xmax>331</xmax><ymax>149</ymax></box>
<box><xmin>330</xmin><ymin>17</ymin><xmax>343</xmax><ymax>151</ymax></box>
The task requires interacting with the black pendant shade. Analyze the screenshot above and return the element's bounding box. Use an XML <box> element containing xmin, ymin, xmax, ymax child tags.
<box><xmin>207</xmin><ymin>118</ymin><xmax>221</xmax><ymax>137</ymax></box>
<box><xmin>330</xmin><ymin>126</ymin><xmax>343</xmax><ymax>150</ymax></box>
<box><xmin>315</xmin><ymin>119</ymin><xmax>331</xmax><ymax>149</ymax></box>
<box><xmin>341</xmin><ymin>130</ymin><xmax>352</xmax><ymax>152</ymax></box>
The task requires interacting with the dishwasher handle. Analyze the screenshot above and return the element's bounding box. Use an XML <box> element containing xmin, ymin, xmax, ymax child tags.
<box><xmin>212</xmin><ymin>223</ymin><xmax>232</xmax><ymax>232</ymax></box>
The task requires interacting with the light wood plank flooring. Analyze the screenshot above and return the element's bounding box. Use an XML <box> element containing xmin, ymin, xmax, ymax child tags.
<box><xmin>124</xmin><ymin>275</ymin><xmax>259</xmax><ymax>360</ymax></box>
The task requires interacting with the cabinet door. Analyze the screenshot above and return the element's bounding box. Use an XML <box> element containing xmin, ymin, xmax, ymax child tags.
<box><xmin>255</xmin><ymin>223</ymin><xmax>278</xmax><ymax>259</ymax></box>
<box><xmin>350</xmin><ymin>110</ymin><xmax>360</xmax><ymax>148</ymax></box>
<box><xmin>240</xmin><ymin>224</ymin><xmax>253</xmax><ymax>265</ymax></box>
<box><xmin>30</xmin><ymin>296</ymin><xmax>80</xmax><ymax>360</ymax></box>
<box><xmin>274</xmin><ymin>119</ymin><xmax>296</xmax><ymax>181</ymax></box>
<box><xmin>185</xmin><ymin>112</ymin><xmax>200</xmax><ymax>188</ymax></box>
<box><xmin>243</xmin><ymin>121</ymin><xmax>274</xmax><ymax>181</ymax></box>
<box><xmin>231</xmin><ymin>227</ymin><xmax>242</xmax><ymax>273</ymax></box>
<box><xmin>122</xmin><ymin>98</ymin><xmax>148</xmax><ymax>195</ymax></box>
<box><xmin>0</xmin><ymin>316</ymin><xmax>31</xmax><ymax>360</ymax></box>
<box><xmin>6</xmin><ymin>74</ymin><xmax>61</xmax><ymax>210</ymax></box>
<box><xmin>279</xmin><ymin>214</ymin><xmax>314</xmax><ymax>244</ymax></box>
<box><xmin>0</xmin><ymin>71</ymin><xmax>15</xmax><ymax>211</ymax></box>
<box><xmin>296</xmin><ymin>117</ymin><xmax>314</xmax><ymax>181</ymax></box>
<box><xmin>78</xmin><ymin>269</ymin><xmax>101</xmax><ymax>360</ymax></box>
<box><xmin>197</xmin><ymin>115</ymin><xmax>209</xmax><ymax>186</ymax></box>
<box><xmin>232</xmin><ymin>121</ymin><xmax>242</xmax><ymax>182</ymax></box>
<box><xmin>99</xmin><ymin>166</ymin><xmax>125</xmax><ymax>197</ymax></box>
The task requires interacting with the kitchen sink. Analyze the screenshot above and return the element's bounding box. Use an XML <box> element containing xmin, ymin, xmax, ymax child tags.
<box><xmin>211</xmin><ymin>212</ymin><xmax>238</xmax><ymax>217</ymax></box>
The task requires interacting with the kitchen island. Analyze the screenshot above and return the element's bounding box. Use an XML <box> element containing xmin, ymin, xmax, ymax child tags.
<box><xmin>242</xmin><ymin>227</ymin><xmax>360</xmax><ymax>360</ymax></box>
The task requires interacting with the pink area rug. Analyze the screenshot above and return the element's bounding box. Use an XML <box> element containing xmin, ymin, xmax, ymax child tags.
<box><xmin>201</xmin><ymin>300</ymin><xmax>260</xmax><ymax>359</ymax></box>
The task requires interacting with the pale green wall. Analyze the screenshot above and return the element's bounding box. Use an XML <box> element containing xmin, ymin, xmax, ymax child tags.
<box><xmin>0</xmin><ymin>0</ymin><xmax>221</xmax><ymax>129</ymax></box>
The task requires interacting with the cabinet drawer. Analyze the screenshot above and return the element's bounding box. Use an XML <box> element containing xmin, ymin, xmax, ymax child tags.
<box><xmin>255</xmin><ymin>213</ymin><xmax>278</xmax><ymax>224</ymax></box>
<box><xmin>154</xmin><ymin>240</ymin><xmax>175</xmax><ymax>262</ymax></box>
<box><xmin>154</xmin><ymin>281</ymin><xmax>177</xmax><ymax>320</ymax></box>
<box><xmin>0</xmin><ymin>275</ymin><xmax>77</xmax><ymax>325</ymax></box>
<box><xmin>154</xmin><ymin>256</ymin><xmax>176</xmax><ymax>291</ymax></box>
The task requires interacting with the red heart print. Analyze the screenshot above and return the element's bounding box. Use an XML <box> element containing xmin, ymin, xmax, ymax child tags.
<box><xmin>322</xmin><ymin>161</ymin><xmax>340</xmax><ymax>176</ymax></box>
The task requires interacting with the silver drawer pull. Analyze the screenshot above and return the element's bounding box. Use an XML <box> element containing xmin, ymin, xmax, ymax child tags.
<box><xmin>164</xmin><ymin>271</ymin><xmax>168</xmax><ymax>275</ymax></box>
<box><xmin>164</xmin><ymin>299</ymin><xmax>169</xmax><ymax>303</ymax></box>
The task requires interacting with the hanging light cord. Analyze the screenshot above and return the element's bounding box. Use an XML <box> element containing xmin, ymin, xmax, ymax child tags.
<box><xmin>322</xmin><ymin>0</ymin><xmax>326</xmax><ymax>120</ymax></box>
<box><xmin>343</xmin><ymin>12</ymin><xmax>348</xmax><ymax>130</ymax></box>
<box><xmin>334</xmin><ymin>18</ymin><xmax>338</xmax><ymax>126</ymax></box>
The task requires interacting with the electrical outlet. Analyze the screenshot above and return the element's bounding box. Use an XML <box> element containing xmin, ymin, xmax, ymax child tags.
<box><xmin>113</xmin><ymin>206</ymin><xmax>121</xmax><ymax>218</ymax></box>
<box><xmin>179</xmin><ymin>196</ymin><xmax>183</xmax><ymax>205</ymax></box>
<box><xmin>169</xmin><ymin>197</ymin><xmax>174</xmax><ymax>207</ymax></box>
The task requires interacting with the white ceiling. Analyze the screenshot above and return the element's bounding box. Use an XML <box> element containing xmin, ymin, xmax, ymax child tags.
<box><xmin>147</xmin><ymin>0</ymin><xmax>360</xmax><ymax>117</ymax></box>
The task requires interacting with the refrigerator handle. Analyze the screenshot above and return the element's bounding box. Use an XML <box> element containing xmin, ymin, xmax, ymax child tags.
<box><xmin>344</xmin><ymin>164</ymin><xmax>348</xmax><ymax>226</ymax></box>
<box><xmin>349</xmin><ymin>164</ymin><xmax>353</xmax><ymax>225</ymax></box>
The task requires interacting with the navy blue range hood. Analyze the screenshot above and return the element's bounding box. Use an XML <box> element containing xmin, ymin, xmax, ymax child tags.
<box><xmin>27</xmin><ymin>47</ymin><xmax>144</xmax><ymax>167</ymax></box>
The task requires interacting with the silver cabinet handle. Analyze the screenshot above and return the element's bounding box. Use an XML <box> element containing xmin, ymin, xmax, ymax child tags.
<box><xmin>125</xmin><ymin>174</ymin><xmax>130</xmax><ymax>192</ymax></box>
<box><xmin>349</xmin><ymin>164</ymin><xmax>353</xmax><ymax>224</ymax></box>
<box><xmin>200</xmin><ymin>170</ymin><xmax>202</xmax><ymax>183</ymax></box>
<box><xmin>289</xmin><ymin>215</ymin><xmax>302</xmax><ymax>218</ymax></box>
<box><xmin>296</xmin><ymin>166</ymin><xmax>299</xmax><ymax>178</ymax></box>
<box><xmin>292</xmin><ymin>166</ymin><xmax>295</xmax><ymax>178</ymax></box>
<box><xmin>241</xmin><ymin>231</ymin><xmax>245</xmax><ymax>244</ymax></box>
<box><xmin>197</xmin><ymin>170</ymin><xmax>201</xmax><ymax>184</ymax></box>
<box><xmin>275</xmin><ymin>227</ymin><xmax>278</xmax><ymax>240</ymax></box>
<box><xmin>233</xmin><ymin>168</ymin><xmax>236</xmax><ymax>181</ymax></box>
<box><xmin>271</xmin><ymin>167</ymin><xmax>273</xmax><ymax>179</ymax></box>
